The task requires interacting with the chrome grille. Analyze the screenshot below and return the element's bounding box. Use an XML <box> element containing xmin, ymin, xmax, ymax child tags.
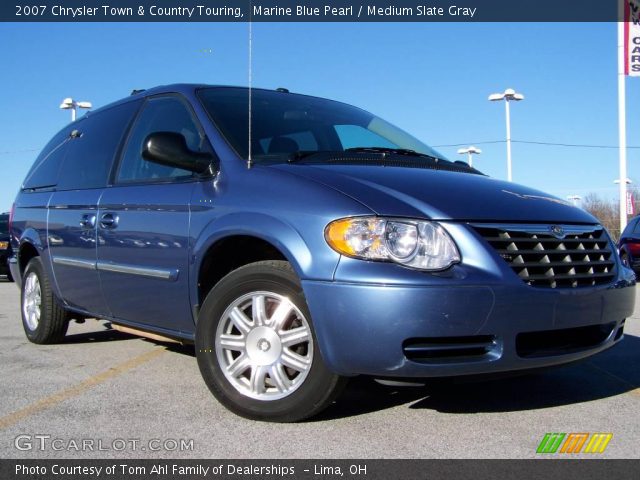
<box><xmin>472</xmin><ymin>224</ymin><xmax>616</xmax><ymax>288</ymax></box>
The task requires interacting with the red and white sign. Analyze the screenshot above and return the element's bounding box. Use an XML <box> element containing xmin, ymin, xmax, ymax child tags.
<box><xmin>625</xmin><ymin>0</ymin><xmax>640</xmax><ymax>76</ymax></box>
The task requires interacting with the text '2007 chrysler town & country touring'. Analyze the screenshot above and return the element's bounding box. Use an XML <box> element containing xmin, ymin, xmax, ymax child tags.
<box><xmin>8</xmin><ymin>85</ymin><xmax>636</xmax><ymax>421</ymax></box>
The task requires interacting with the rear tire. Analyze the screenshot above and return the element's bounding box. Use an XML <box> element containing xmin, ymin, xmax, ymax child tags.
<box><xmin>196</xmin><ymin>260</ymin><xmax>346</xmax><ymax>422</ymax></box>
<box><xmin>21</xmin><ymin>257</ymin><xmax>69</xmax><ymax>344</ymax></box>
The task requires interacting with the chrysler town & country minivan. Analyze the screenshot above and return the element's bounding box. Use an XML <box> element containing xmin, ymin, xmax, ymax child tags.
<box><xmin>9</xmin><ymin>85</ymin><xmax>635</xmax><ymax>421</ymax></box>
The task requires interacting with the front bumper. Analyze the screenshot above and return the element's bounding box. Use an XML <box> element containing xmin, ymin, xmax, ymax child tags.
<box><xmin>303</xmin><ymin>269</ymin><xmax>635</xmax><ymax>377</ymax></box>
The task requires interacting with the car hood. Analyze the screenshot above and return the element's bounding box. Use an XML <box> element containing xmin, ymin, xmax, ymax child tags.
<box><xmin>272</xmin><ymin>164</ymin><xmax>598</xmax><ymax>224</ymax></box>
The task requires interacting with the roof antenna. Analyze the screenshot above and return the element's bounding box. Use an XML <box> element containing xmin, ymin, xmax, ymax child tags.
<box><xmin>247</xmin><ymin>2</ymin><xmax>253</xmax><ymax>169</ymax></box>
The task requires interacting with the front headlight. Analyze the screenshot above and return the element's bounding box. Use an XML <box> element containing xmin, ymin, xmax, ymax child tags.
<box><xmin>325</xmin><ymin>217</ymin><xmax>460</xmax><ymax>271</ymax></box>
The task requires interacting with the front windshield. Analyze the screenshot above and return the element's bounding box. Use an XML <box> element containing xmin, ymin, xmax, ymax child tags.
<box><xmin>197</xmin><ymin>87</ymin><xmax>446</xmax><ymax>162</ymax></box>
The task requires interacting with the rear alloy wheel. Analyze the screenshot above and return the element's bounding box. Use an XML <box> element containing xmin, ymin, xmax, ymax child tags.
<box><xmin>22</xmin><ymin>271</ymin><xmax>41</xmax><ymax>331</ymax></box>
<box><xmin>196</xmin><ymin>261</ymin><xmax>346</xmax><ymax>422</ymax></box>
<box><xmin>21</xmin><ymin>257</ymin><xmax>69</xmax><ymax>344</ymax></box>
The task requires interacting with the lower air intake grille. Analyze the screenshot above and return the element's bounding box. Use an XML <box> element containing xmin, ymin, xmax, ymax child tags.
<box><xmin>472</xmin><ymin>224</ymin><xmax>616</xmax><ymax>288</ymax></box>
<box><xmin>403</xmin><ymin>335</ymin><xmax>498</xmax><ymax>363</ymax></box>
<box><xmin>516</xmin><ymin>323</ymin><xmax>616</xmax><ymax>358</ymax></box>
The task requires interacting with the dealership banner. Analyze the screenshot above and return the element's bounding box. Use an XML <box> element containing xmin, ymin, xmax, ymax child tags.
<box><xmin>626</xmin><ymin>0</ymin><xmax>640</xmax><ymax>75</ymax></box>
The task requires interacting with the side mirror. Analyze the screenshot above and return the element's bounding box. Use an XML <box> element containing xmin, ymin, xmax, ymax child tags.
<box><xmin>142</xmin><ymin>131</ymin><xmax>214</xmax><ymax>174</ymax></box>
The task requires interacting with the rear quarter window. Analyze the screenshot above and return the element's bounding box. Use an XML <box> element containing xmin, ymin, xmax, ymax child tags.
<box><xmin>22</xmin><ymin>129</ymin><xmax>72</xmax><ymax>190</ymax></box>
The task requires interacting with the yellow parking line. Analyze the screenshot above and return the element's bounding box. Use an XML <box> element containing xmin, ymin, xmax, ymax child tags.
<box><xmin>0</xmin><ymin>348</ymin><xmax>165</xmax><ymax>430</ymax></box>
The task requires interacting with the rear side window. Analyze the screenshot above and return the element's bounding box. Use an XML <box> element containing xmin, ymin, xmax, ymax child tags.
<box><xmin>57</xmin><ymin>100</ymin><xmax>141</xmax><ymax>190</ymax></box>
<box><xmin>22</xmin><ymin>128</ymin><xmax>72</xmax><ymax>190</ymax></box>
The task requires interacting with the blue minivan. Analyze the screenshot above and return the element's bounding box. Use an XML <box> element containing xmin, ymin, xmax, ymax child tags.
<box><xmin>9</xmin><ymin>85</ymin><xmax>636</xmax><ymax>421</ymax></box>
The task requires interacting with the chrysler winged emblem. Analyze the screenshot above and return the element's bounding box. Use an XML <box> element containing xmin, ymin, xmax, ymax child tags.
<box><xmin>549</xmin><ymin>225</ymin><xmax>565</xmax><ymax>239</ymax></box>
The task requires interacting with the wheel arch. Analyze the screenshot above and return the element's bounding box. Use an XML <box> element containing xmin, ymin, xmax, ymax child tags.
<box><xmin>196</xmin><ymin>235</ymin><xmax>289</xmax><ymax>307</ymax></box>
<box><xmin>17</xmin><ymin>229</ymin><xmax>44</xmax><ymax>275</ymax></box>
<box><xmin>191</xmin><ymin>212</ymin><xmax>334</xmax><ymax>310</ymax></box>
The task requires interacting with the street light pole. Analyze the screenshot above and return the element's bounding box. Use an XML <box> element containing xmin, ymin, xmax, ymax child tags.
<box><xmin>59</xmin><ymin>97</ymin><xmax>92</xmax><ymax>122</ymax></box>
<box><xmin>489</xmin><ymin>88</ymin><xmax>524</xmax><ymax>182</ymax></box>
<box><xmin>566</xmin><ymin>195</ymin><xmax>582</xmax><ymax>207</ymax></box>
<box><xmin>505</xmin><ymin>98</ymin><xmax>512</xmax><ymax>181</ymax></box>
<box><xmin>617</xmin><ymin>17</ymin><xmax>628</xmax><ymax>232</ymax></box>
<box><xmin>457</xmin><ymin>146</ymin><xmax>482</xmax><ymax>167</ymax></box>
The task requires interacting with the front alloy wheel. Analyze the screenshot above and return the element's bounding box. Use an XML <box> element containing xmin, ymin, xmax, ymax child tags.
<box><xmin>216</xmin><ymin>291</ymin><xmax>313</xmax><ymax>401</ymax></box>
<box><xmin>196</xmin><ymin>261</ymin><xmax>346</xmax><ymax>422</ymax></box>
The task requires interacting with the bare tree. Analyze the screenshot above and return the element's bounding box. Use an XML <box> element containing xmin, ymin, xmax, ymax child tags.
<box><xmin>581</xmin><ymin>187</ymin><xmax>640</xmax><ymax>241</ymax></box>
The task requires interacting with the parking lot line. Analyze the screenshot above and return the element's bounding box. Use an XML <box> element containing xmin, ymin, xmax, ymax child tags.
<box><xmin>586</xmin><ymin>361</ymin><xmax>640</xmax><ymax>392</ymax></box>
<box><xmin>0</xmin><ymin>347</ymin><xmax>165</xmax><ymax>431</ymax></box>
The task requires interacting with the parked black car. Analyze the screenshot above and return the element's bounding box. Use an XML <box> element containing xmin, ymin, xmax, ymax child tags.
<box><xmin>0</xmin><ymin>212</ymin><xmax>13</xmax><ymax>281</ymax></box>
<box><xmin>618</xmin><ymin>216</ymin><xmax>640</xmax><ymax>273</ymax></box>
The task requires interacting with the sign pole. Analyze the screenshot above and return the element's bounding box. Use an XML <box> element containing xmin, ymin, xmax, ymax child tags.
<box><xmin>618</xmin><ymin>13</ymin><xmax>628</xmax><ymax>233</ymax></box>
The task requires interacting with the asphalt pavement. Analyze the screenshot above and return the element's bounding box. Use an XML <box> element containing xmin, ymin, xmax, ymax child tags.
<box><xmin>1</xmin><ymin>277</ymin><xmax>639</xmax><ymax>459</ymax></box>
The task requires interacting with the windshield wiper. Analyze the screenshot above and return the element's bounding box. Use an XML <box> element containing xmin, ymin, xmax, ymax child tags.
<box><xmin>276</xmin><ymin>148</ymin><xmax>442</xmax><ymax>163</ymax></box>
<box><xmin>248</xmin><ymin>151</ymin><xmax>335</xmax><ymax>164</ymax></box>
<box><xmin>258</xmin><ymin>147</ymin><xmax>475</xmax><ymax>171</ymax></box>
<box><xmin>259</xmin><ymin>147</ymin><xmax>482</xmax><ymax>174</ymax></box>
<box><xmin>286</xmin><ymin>150</ymin><xmax>338</xmax><ymax>163</ymax></box>
<box><xmin>343</xmin><ymin>147</ymin><xmax>481</xmax><ymax>173</ymax></box>
<box><xmin>288</xmin><ymin>148</ymin><xmax>442</xmax><ymax>164</ymax></box>
<box><xmin>345</xmin><ymin>147</ymin><xmax>441</xmax><ymax>161</ymax></box>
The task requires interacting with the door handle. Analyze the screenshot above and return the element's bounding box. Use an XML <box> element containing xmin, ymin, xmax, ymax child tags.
<box><xmin>79</xmin><ymin>214</ymin><xmax>96</xmax><ymax>229</ymax></box>
<box><xmin>100</xmin><ymin>213</ymin><xmax>119</xmax><ymax>229</ymax></box>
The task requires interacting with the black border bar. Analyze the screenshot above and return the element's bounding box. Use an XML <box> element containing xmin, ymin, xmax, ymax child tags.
<box><xmin>2</xmin><ymin>459</ymin><xmax>640</xmax><ymax>480</ymax></box>
<box><xmin>2</xmin><ymin>1</ymin><xmax>638</xmax><ymax>22</ymax></box>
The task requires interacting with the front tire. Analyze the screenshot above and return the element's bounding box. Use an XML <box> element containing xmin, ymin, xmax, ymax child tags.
<box><xmin>21</xmin><ymin>257</ymin><xmax>69</xmax><ymax>344</ymax></box>
<box><xmin>196</xmin><ymin>260</ymin><xmax>346</xmax><ymax>422</ymax></box>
